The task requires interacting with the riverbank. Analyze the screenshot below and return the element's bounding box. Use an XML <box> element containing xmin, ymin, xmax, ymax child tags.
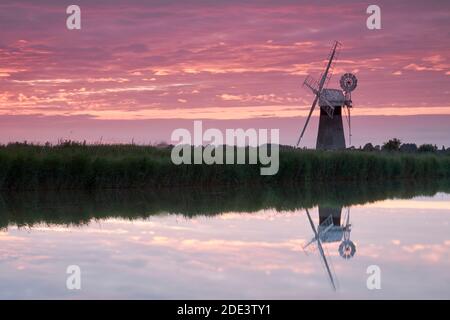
<box><xmin>0</xmin><ymin>143</ymin><xmax>449</xmax><ymax>191</ymax></box>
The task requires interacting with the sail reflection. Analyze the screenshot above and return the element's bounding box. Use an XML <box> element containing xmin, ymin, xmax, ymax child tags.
<box><xmin>303</xmin><ymin>206</ymin><xmax>356</xmax><ymax>291</ymax></box>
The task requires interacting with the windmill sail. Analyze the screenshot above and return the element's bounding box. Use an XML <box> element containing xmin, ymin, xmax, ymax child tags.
<box><xmin>305</xmin><ymin>209</ymin><xmax>337</xmax><ymax>291</ymax></box>
<box><xmin>320</xmin><ymin>41</ymin><xmax>341</xmax><ymax>89</ymax></box>
<box><xmin>317</xmin><ymin>41</ymin><xmax>341</xmax><ymax>91</ymax></box>
<box><xmin>296</xmin><ymin>41</ymin><xmax>341</xmax><ymax>147</ymax></box>
<box><xmin>296</xmin><ymin>95</ymin><xmax>319</xmax><ymax>146</ymax></box>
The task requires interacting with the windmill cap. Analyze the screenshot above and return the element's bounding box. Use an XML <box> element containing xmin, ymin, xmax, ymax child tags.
<box><xmin>319</xmin><ymin>89</ymin><xmax>345</xmax><ymax>107</ymax></box>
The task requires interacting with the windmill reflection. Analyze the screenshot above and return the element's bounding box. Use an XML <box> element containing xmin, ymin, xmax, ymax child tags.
<box><xmin>303</xmin><ymin>206</ymin><xmax>356</xmax><ymax>290</ymax></box>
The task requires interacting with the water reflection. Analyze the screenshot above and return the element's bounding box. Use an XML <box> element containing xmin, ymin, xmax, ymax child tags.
<box><xmin>0</xmin><ymin>181</ymin><xmax>449</xmax><ymax>299</ymax></box>
<box><xmin>1</xmin><ymin>179</ymin><xmax>449</xmax><ymax>229</ymax></box>
<box><xmin>303</xmin><ymin>206</ymin><xmax>355</xmax><ymax>291</ymax></box>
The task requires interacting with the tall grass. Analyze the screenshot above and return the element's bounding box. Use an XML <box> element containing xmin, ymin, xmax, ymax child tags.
<box><xmin>0</xmin><ymin>142</ymin><xmax>449</xmax><ymax>191</ymax></box>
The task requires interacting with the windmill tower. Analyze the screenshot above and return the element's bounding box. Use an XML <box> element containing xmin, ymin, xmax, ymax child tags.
<box><xmin>296</xmin><ymin>41</ymin><xmax>358</xmax><ymax>149</ymax></box>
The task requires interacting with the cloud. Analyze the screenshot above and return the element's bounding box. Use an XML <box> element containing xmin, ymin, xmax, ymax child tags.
<box><xmin>217</xmin><ymin>93</ymin><xmax>300</xmax><ymax>104</ymax></box>
<box><xmin>218</xmin><ymin>94</ymin><xmax>242</xmax><ymax>101</ymax></box>
<box><xmin>422</xmin><ymin>55</ymin><xmax>445</xmax><ymax>64</ymax></box>
<box><xmin>403</xmin><ymin>63</ymin><xmax>444</xmax><ymax>72</ymax></box>
<box><xmin>0</xmin><ymin>0</ymin><xmax>448</xmax><ymax>143</ymax></box>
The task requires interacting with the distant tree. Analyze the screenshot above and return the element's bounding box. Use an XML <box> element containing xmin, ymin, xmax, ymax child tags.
<box><xmin>374</xmin><ymin>145</ymin><xmax>381</xmax><ymax>151</ymax></box>
<box><xmin>382</xmin><ymin>138</ymin><xmax>401</xmax><ymax>151</ymax></box>
<box><xmin>156</xmin><ymin>141</ymin><xmax>169</xmax><ymax>148</ymax></box>
<box><xmin>399</xmin><ymin>143</ymin><xmax>418</xmax><ymax>153</ymax></box>
<box><xmin>363</xmin><ymin>143</ymin><xmax>375</xmax><ymax>151</ymax></box>
<box><xmin>418</xmin><ymin>144</ymin><xmax>437</xmax><ymax>153</ymax></box>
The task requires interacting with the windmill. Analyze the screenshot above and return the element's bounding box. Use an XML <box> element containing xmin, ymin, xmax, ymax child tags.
<box><xmin>296</xmin><ymin>41</ymin><xmax>358</xmax><ymax>149</ymax></box>
<box><xmin>303</xmin><ymin>206</ymin><xmax>356</xmax><ymax>290</ymax></box>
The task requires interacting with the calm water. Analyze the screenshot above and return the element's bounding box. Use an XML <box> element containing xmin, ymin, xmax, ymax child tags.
<box><xmin>0</xmin><ymin>189</ymin><xmax>449</xmax><ymax>299</ymax></box>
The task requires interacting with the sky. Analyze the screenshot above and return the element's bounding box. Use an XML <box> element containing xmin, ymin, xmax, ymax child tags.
<box><xmin>0</xmin><ymin>0</ymin><xmax>449</xmax><ymax>147</ymax></box>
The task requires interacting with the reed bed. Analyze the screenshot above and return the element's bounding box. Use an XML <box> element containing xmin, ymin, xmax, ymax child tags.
<box><xmin>0</xmin><ymin>142</ymin><xmax>449</xmax><ymax>191</ymax></box>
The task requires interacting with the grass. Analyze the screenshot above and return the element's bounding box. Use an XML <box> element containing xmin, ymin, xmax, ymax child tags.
<box><xmin>0</xmin><ymin>142</ymin><xmax>449</xmax><ymax>191</ymax></box>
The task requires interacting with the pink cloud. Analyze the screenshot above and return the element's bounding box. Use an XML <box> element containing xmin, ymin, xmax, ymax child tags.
<box><xmin>0</xmin><ymin>0</ymin><xmax>448</xmax><ymax>144</ymax></box>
